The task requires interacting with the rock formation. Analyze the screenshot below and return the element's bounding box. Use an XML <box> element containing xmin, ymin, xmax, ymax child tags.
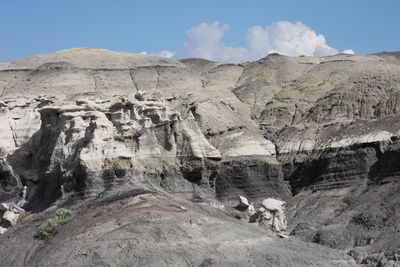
<box><xmin>235</xmin><ymin>195</ymin><xmax>288</xmax><ymax>233</ymax></box>
<box><xmin>1</xmin><ymin>48</ymin><xmax>400</xmax><ymax>266</ymax></box>
<box><xmin>6</xmin><ymin>96</ymin><xmax>221</xmax><ymax>208</ymax></box>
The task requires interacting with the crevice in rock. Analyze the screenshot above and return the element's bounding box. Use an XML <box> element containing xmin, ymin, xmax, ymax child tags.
<box><xmin>129</xmin><ymin>69</ymin><xmax>139</xmax><ymax>93</ymax></box>
<box><xmin>154</xmin><ymin>67</ymin><xmax>160</xmax><ymax>93</ymax></box>
<box><xmin>234</xmin><ymin>64</ymin><xmax>245</xmax><ymax>88</ymax></box>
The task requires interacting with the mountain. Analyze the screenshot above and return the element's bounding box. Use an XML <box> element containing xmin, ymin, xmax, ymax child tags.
<box><xmin>1</xmin><ymin>48</ymin><xmax>400</xmax><ymax>266</ymax></box>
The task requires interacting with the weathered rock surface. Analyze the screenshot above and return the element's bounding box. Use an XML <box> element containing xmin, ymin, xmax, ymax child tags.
<box><xmin>216</xmin><ymin>155</ymin><xmax>290</xmax><ymax>201</ymax></box>
<box><xmin>0</xmin><ymin>191</ymin><xmax>357</xmax><ymax>267</ymax></box>
<box><xmin>1</xmin><ymin>48</ymin><xmax>400</xmax><ymax>266</ymax></box>
<box><xmin>7</xmin><ymin>97</ymin><xmax>222</xmax><ymax>208</ymax></box>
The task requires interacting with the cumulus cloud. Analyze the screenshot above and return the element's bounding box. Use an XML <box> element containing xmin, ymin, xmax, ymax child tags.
<box><xmin>246</xmin><ymin>21</ymin><xmax>340</xmax><ymax>57</ymax></box>
<box><xmin>155</xmin><ymin>21</ymin><xmax>354</xmax><ymax>62</ymax></box>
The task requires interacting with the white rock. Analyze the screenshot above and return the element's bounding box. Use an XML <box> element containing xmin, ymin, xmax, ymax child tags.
<box><xmin>248</xmin><ymin>203</ymin><xmax>256</xmax><ymax>216</ymax></box>
<box><xmin>22</xmin><ymin>186</ymin><xmax>27</xmax><ymax>199</ymax></box>
<box><xmin>2</xmin><ymin>211</ymin><xmax>20</xmax><ymax>227</ymax></box>
<box><xmin>238</xmin><ymin>195</ymin><xmax>250</xmax><ymax>207</ymax></box>
<box><xmin>0</xmin><ymin>226</ymin><xmax>7</xmax><ymax>234</ymax></box>
<box><xmin>261</xmin><ymin>198</ymin><xmax>286</xmax><ymax>212</ymax></box>
<box><xmin>260</xmin><ymin>198</ymin><xmax>287</xmax><ymax>232</ymax></box>
<box><xmin>236</xmin><ymin>195</ymin><xmax>251</xmax><ymax>212</ymax></box>
<box><xmin>329</xmin><ymin>131</ymin><xmax>392</xmax><ymax>149</ymax></box>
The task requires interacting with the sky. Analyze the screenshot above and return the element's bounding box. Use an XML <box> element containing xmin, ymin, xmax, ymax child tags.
<box><xmin>0</xmin><ymin>0</ymin><xmax>399</xmax><ymax>62</ymax></box>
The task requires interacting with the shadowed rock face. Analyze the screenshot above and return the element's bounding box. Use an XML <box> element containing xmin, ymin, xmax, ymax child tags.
<box><xmin>0</xmin><ymin>158</ymin><xmax>22</xmax><ymax>203</ymax></box>
<box><xmin>1</xmin><ymin>48</ymin><xmax>400</xmax><ymax>266</ymax></box>
<box><xmin>216</xmin><ymin>155</ymin><xmax>290</xmax><ymax>201</ymax></box>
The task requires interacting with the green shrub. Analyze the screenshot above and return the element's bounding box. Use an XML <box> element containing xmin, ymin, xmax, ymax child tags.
<box><xmin>299</xmin><ymin>54</ymin><xmax>306</xmax><ymax>57</ymax></box>
<box><xmin>35</xmin><ymin>208</ymin><xmax>72</xmax><ymax>239</ymax></box>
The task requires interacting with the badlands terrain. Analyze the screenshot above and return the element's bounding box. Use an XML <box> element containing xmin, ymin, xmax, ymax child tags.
<box><xmin>0</xmin><ymin>48</ymin><xmax>400</xmax><ymax>266</ymax></box>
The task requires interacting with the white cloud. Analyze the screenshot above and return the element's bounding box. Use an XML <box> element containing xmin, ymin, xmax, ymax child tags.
<box><xmin>156</xmin><ymin>21</ymin><xmax>354</xmax><ymax>62</ymax></box>
<box><xmin>174</xmin><ymin>22</ymin><xmax>248</xmax><ymax>62</ymax></box>
<box><xmin>246</xmin><ymin>21</ymin><xmax>340</xmax><ymax>57</ymax></box>
<box><xmin>154</xmin><ymin>50</ymin><xmax>175</xmax><ymax>58</ymax></box>
<box><xmin>342</xmin><ymin>49</ymin><xmax>355</xmax><ymax>54</ymax></box>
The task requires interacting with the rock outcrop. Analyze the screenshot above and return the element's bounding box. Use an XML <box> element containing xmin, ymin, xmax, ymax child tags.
<box><xmin>235</xmin><ymin>195</ymin><xmax>288</xmax><ymax>233</ymax></box>
<box><xmin>1</xmin><ymin>48</ymin><xmax>400</xmax><ymax>266</ymax></box>
<box><xmin>2</xmin><ymin>205</ymin><xmax>24</xmax><ymax>227</ymax></box>
<box><xmin>7</xmin><ymin>96</ymin><xmax>222</xmax><ymax>207</ymax></box>
<box><xmin>259</xmin><ymin>198</ymin><xmax>287</xmax><ymax>232</ymax></box>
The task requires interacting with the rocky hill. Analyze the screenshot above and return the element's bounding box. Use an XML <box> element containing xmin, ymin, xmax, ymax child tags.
<box><xmin>1</xmin><ymin>48</ymin><xmax>400</xmax><ymax>266</ymax></box>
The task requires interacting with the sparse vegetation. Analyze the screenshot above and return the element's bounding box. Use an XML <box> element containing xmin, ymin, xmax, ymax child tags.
<box><xmin>35</xmin><ymin>208</ymin><xmax>72</xmax><ymax>239</ymax></box>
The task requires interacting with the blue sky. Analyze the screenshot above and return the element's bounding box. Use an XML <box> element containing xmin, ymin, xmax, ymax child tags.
<box><xmin>0</xmin><ymin>0</ymin><xmax>399</xmax><ymax>62</ymax></box>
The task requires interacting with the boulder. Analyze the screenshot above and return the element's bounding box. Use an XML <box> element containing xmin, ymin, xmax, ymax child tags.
<box><xmin>236</xmin><ymin>195</ymin><xmax>250</xmax><ymax>211</ymax></box>
<box><xmin>0</xmin><ymin>226</ymin><xmax>7</xmax><ymax>234</ymax></box>
<box><xmin>261</xmin><ymin>198</ymin><xmax>286</xmax><ymax>212</ymax></box>
<box><xmin>2</xmin><ymin>210</ymin><xmax>20</xmax><ymax>227</ymax></box>
<box><xmin>236</xmin><ymin>197</ymin><xmax>287</xmax><ymax>232</ymax></box>
<box><xmin>260</xmin><ymin>198</ymin><xmax>287</xmax><ymax>232</ymax></box>
<box><xmin>235</xmin><ymin>196</ymin><xmax>257</xmax><ymax>217</ymax></box>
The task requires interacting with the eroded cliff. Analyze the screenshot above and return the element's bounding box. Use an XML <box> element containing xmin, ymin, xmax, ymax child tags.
<box><xmin>1</xmin><ymin>48</ymin><xmax>400</xmax><ymax>266</ymax></box>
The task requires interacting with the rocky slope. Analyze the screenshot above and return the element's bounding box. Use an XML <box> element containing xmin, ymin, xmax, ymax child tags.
<box><xmin>1</xmin><ymin>48</ymin><xmax>400</xmax><ymax>266</ymax></box>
